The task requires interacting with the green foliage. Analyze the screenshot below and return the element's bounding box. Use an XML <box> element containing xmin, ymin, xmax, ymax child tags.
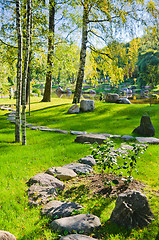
<box><xmin>91</xmin><ymin>140</ymin><xmax>147</xmax><ymax>186</ymax></box>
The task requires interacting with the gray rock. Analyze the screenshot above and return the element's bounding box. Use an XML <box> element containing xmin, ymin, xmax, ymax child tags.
<box><xmin>136</xmin><ymin>137</ymin><xmax>159</xmax><ymax>144</ymax></box>
<box><xmin>0</xmin><ymin>231</ymin><xmax>16</xmax><ymax>240</ymax></box>
<box><xmin>46</xmin><ymin>167</ymin><xmax>77</xmax><ymax>180</ymax></box>
<box><xmin>80</xmin><ymin>100</ymin><xmax>95</xmax><ymax>112</ymax></box>
<box><xmin>40</xmin><ymin>128</ymin><xmax>55</xmax><ymax>132</ymax></box>
<box><xmin>111</xmin><ymin>135</ymin><xmax>121</xmax><ymax>138</ymax></box>
<box><xmin>50</xmin><ymin>214</ymin><xmax>101</xmax><ymax>234</ymax></box>
<box><xmin>28</xmin><ymin>184</ymin><xmax>57</xmax><ymax>206</ymax></box>
<box><xmin>75</xmin><ymin>134</ymin><xmax>107</xmax><ymax>144</ymax></box>
<box><xmin>70</xmin><ymin>131</ymin><xmax>87</xmax><ymax>135</ymax></box>
<box><xmin>31</xmin><ymin>126</ymin><xmax>43</xmax><ymax>130</ymax></box>
<box><xmin>105</xmin><ymin>93</ymin><xmax>119</xmax><ymax>103</ymax></box>
<box><xmin>121</xmin><ymin>135</ymin><xmax>134</xmax><ymax>141</ymax></box>
<box><xmin>7</xmin><ymin>116</ymin><xmax>15</xmax><ymax>121</ymax></box>
<box><xmin>79</xmin><ymin>155</ymin><xmax>96</xmax><ymax>166</ymax></box>
<box><xmin>27</xmin><ymin>173</ymin><xmax>65</xmax><ymax>190</ymax></box>
<box><xmin>110</xmin><ymin>191</ymin><xmax>154</xmax><ymax>229</ymax></box>
<box><xmin>41</xmin><ymin>200</ymin><xmax>83</xmax><ymax>219</ymax></box>
<box><xmin>119</xmin><ymin>98</ymin><xmax>131</xmax><ymax>104</ymax></box>
<box><xmin>62</xmin><ymin>163</ymin><xmax>93</xmax><ymax>174</ymax></box>
<box><xmin>26</xmin><ymin>124</ymin><xmax>33</xmax><ymax>128</ymax></box>
<box><xmin>121</xmin><ymin>144</ymin><xmax>134</xmax><ymax>151</ymax></box>
<box><xmin>40</xmin><ymin>128</ymin><xmax>68</xmax><ymax>134</ymax></box>
<box><xmin>133</xmin><ymin>115</ymin><xmax>155</xmax><ymax>137</ymax></box>
<box><xmin>54</xmin><ymin>129</ymin><xmax>68</xmax><ymax>134</ymax></box>
<box><xmin>60</xmin><ymin>234</ymin><xmax>98</xmax><ymax>240</ymax></box>
<box><xmin>67</xmin><ymin>105</ymin><xmax>80</xmax><ymax>114</ymax></box>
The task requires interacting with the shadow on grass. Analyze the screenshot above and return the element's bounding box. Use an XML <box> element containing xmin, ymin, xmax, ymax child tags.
<box><xmin>94</xmin><ymin>220</ymin><xmax>132</xmax><ymax>240</ymax></box>
<box><xmin>155</xmin><ymin>231</ymin><xmax>159</xmax><ymax>240</ymax></box>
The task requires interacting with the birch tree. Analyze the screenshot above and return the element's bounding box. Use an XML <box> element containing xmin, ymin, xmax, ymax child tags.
<box><xmin>15</xmin><ymin>0</ymin><xmax>23</xmax><ymax>143</ymax></box>
<box><xmin>22</xmin><ymin>0</ymin><xmax>32</xmax><ymax>145</ymax></box>
<box><xmin>41</xmin><ymin>0</ymin><xmax>55</xmax><ymax>102</ymax></box>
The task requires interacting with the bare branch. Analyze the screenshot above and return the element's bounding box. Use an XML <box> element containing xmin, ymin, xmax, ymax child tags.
<box><xmin>88</xmin><ymin>29</ymin><xmax>107</xmax><ymax>44</ymax></box>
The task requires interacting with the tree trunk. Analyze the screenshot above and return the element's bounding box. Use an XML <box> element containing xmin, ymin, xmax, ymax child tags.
<box><xmin>15</xmin><ymin>0</ymin><xmax>23</xmax><ymax>143</ymax></box>
<box><xmin>26</xmin><ymin>5</ymin><xmax>32</xmax><ymax>105</ymax></box>
<box><xmin>41</xmin><ymin>0</ymin><xmax>55</xmax><ymax>102</ymax></box>
<box><xmin>72</xmin><ymin>1</ymin><xmax>88</xmax><ymax>104</ymax></box>
<box><xmin>22</xmin><ymin>0</ymin><xmax>31</xmax><ymax>145</ymax></box>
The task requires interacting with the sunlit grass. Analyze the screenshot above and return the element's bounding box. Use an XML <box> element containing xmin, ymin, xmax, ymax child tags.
<box><xmin>0</xmin><ymin>98</ymin><xmax>159</xmax><ymax>239</ymax></box>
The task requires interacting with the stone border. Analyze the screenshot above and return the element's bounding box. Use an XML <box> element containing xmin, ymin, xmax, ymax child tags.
<box><xmin>2</xmin><ymin>107</ymin><xmax>159</xmax><ymax>145</ymax></box>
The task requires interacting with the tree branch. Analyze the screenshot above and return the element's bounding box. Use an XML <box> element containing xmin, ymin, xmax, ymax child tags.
<box><xmin>88</xmin><ymin>45</ymin><xmax>113</xmax><ymax>60</ymax></box>
<box><xmin>0</xmin><ymin>39</ymin><xmax>18</xmax><ymax>48</ymax></box>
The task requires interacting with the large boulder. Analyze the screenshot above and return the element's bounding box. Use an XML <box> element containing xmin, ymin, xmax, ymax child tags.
<box><xmin>0</xmin><ymin>231</ymin><xmax>16</xmax><ymax>240</ymax></box>
<box><xmin>110</xmin><ymin>191</ymin><xmax>154</xmax><ymax>229</ymax></box>
<box><xmin>46</xmin><ymin>167</ymin><xmax>77</xmax><ymax>180</ymax></box>
<box><xmin>132</xmin><ymin>115</ymin><xmax>155</xmax><ymax>137</ymax></box>
<box><xmin>105</xmin><ymin>93</ymin><xmax>119</xmax><ymax>103</ymax></box>
<box><xmin>67</xmin><ymin>105</ymin><xmax>80</xmax><ymax>114</ymax></box>
<box><xmin>75</xmin><ymin>134</ymin><xmax>107</xmax><ymax>144</ymax></box>
<box><xmin>60</xmin><ymin>234</ymin><xmax>98</xmax><ymax>240</ymax></box>
<box><xmin>27</xmin><ymin>173</ymin><xmax>65</xmax><ymax>190</ymax></box>
<box><xmin>80</xmin><ymin>100</ymin><xmax>95</xmax><ymax>112</ymax></box>
<box><xmin>28</xmin><ymin>184</ymin><xmax>57</xmax><ymax>206</ymax></box>
<box><xmin>41</xmin><ymin>200</ymin><xmax>83</xmax><ymax>219</ymax></box>
<box><xmin>50</xmin><ymin>214</ymin><xmax>101</xmax><ymax>234</ymax></box>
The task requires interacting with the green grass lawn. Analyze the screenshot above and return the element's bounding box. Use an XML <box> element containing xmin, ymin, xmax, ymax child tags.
<box><xmin>0</xmin><ymin>97</ymin><xmax>159</xmax><ymax>240</ymax></box>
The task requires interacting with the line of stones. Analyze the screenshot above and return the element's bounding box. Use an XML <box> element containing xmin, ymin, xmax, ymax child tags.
<box><xmin>2</xmin><ymin>106</ymin><xmax>159</xmax><ymax>144</ymax></box>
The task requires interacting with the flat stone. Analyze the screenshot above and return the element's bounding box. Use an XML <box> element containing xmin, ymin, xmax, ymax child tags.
<box><xmin>54</xmin><ymin>129</ymin><xmax>68</xmax><ymax>134</ymax></box>
<box><xmin>50</xmin><ymin>214</ymin><xmax>101</xmax><ymax>234</ymax></box>
<box><xmin>31</xmin><ymin>126</ymin><xmax>45</xmax><ymax>130</ymax></box>
<box><xmin>121</xmin><ymin>144</ymin><xmax>134</xmax><ymax>151</ymax></box>
<box><xmin>28</xmin><ymin>184</ymin><xmax>57</xmax><ymax>206</ymax></box>
<box><xmin>111</xmin><ymin>135</ymin><xmax>121</xmax><ymax>138</ymax></box>
<box><xmin>62</xmin><ymin>163</ymin><xmax>93</xmax><ymax>174</ymax></box>
<box><xmin>136</xmin><ymin>137</ymin><xmax>159</xmax><ymax>144</ymax></box>
<box><xmin>110</xmin><ymin>191</ymin><xmax>154</xmax><ymax>229</ymax></box>
<box><xmin>121</xmin><ymin>135</ymin><xmax>134</xmax><ymax>141</ymax></box>
<box><xmin>41</xmin><ymin>200</ymin><xmax>83</xmax><ymax>219</ymax></box>
<box><xmin>27</xmin><ymin>173</ymin><xmax>65</xmax><ymax>190</ymax></box>
<box><xmin>70</xmin><ymin>131</ymin><xmax>87</xmax><ymax>135</ymax></box>
<box><xmin>41</xmin><ymin>129</ymin><xmax>68</xmax><ymax>134</ymax></box>
<box><xmin>60</xmin><ymin>234</ymin><xmax>98</xmax><ymax>240</ymax></box>
<box><xmin>46</xmin><ymin>167</ymin><xmax>77</xmax><ymax>180</ymax></box>
<box><xmin>75</xmin><ymin>134</ymin><xmax>107</xmax><ymax>144</ymax></box>
<box><xmin>0</xmin><ymin>231</ymin><xmax>16</xmax><ymax>240</ymax></box>
<box><xmin>78</xmin><ymin>155</ymin><xmax>96</xmax><ymax>166</ymax></box>
<box><xmin>40</xmin><ymin>128</ymin><xmax>55</xmax><ymax>132</ymax></box>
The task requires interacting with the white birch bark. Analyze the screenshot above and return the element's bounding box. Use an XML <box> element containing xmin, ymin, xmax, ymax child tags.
<box><xmin>22</xmin><ymin>0</ymin><xmax>32</xmax><ymax>145</ymax></box>
<box><xmin>72</xmin><ymin>0</ymin><xmax>89</xmax><ymax>104</ymax></box>
<box><xmin>15</xmin><ymin>0</ymin><xmax>22</xmax><ymax>142</ymax></box>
